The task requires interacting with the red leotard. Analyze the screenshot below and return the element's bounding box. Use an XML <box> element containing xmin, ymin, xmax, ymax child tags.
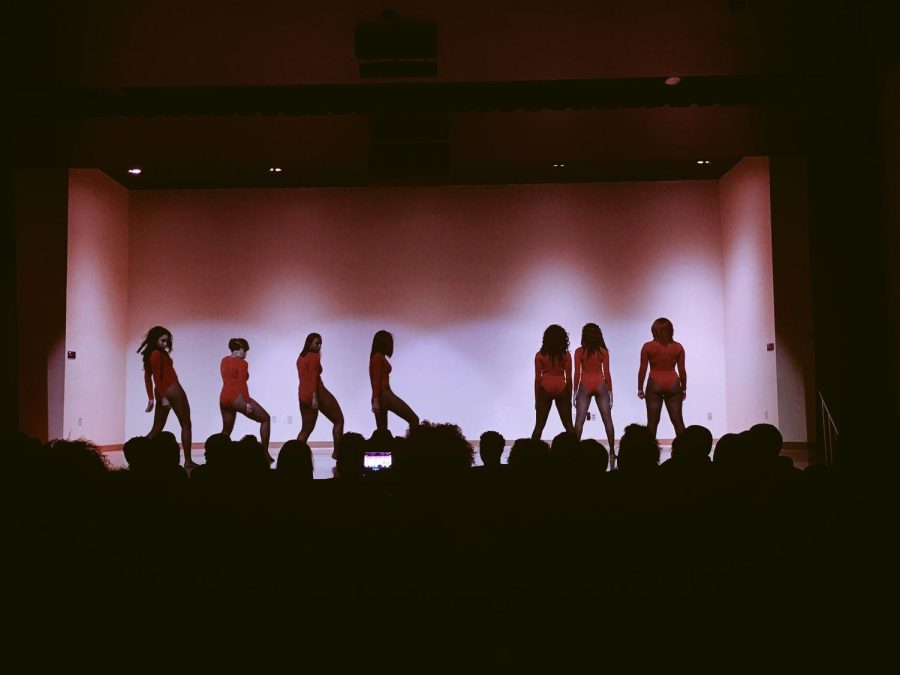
<box><xmin>220</xmin><ymin>356</ymin><xmax>250</xmax><ymax>407</ymax></box>
<box><xmin>642</xmin><ymin>340</ymin><xmax>684</xmax><ymax>390</ymax></box>
<box><xmin>574</xmin><ymin>346</ymin><xmax>612</xmax><ymax>395</ymax></box>
<box><xmin>297</xmin><ymin>351</ymin><xmax>323</xmax><ymax>406</ymax></box>
<box><xmin>535</xmin><ymin>351</ymin><xmax>571</xmax><ymax>397</ymax></box>
<box><xmin>369</xmin><ymin>352</ymin><xmax>392</xmax><ymax>402</ymax></box>
<box><xmin>144</xmin><ymin>349</ymin><xmax>179</xmax><ymax>400</ymax></box>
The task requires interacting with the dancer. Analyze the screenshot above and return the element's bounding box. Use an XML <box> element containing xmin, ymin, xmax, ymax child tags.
<box><xmin>531</xmin><ymin>324</ymin><xmax>574</xmax><ymax>440</ymax></box>
<box><xmin>296</xmin><ymin>333</ymin><xmax>345</xmax><ymax>459</ymax></box>
<box><xmin>138</xmin><ymin>325</ymin><xmax>196</xmax><ymax>469</ymax></box>
<box><xmin>370</xmin><ymin>330</ymin><xmax>419</xmax><ymax>435</ymax></box>
<box><xmin>220</xmin><ymin>337</ymin><xmax>273</xmax><ymax>464</ymax></box>
<box><xmin>572</xmin><ymin>322</ymin><xmax>616</xmax><ymax>464</ymax></box>
<box><xmin>638</xmin><ymin>317</ymin><xmax>687</xmax><ymax>440</ymax></box>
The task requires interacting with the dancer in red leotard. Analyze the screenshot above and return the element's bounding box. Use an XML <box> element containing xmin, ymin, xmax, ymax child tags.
<box><xmin>296</xmin><ymin>333</ymin><xmax>344</xmax><ymax>459</ymax></box>
<box><xmin>138</xmin><ymin>325</ymin><xmax>196</xmax><ymax>469</ymax></box>
<box><xmin>370</xmin><ymin>330</ymin><xmax>419</xmax><ymax>436</ymax></box>
<box><xmin>531</xmin><ymin>324</ymin><xmax>574</xmax><ymax>440</ymax></box>
<box><xmin>573</xmin><ymin>322</ymin><xmax>616</xmax><ymax>465</ymax></box>
<box><xmin>638</xmin><ymin>317</ymin><xmax>687</xmax><ymax>440</ymax></box>
<box><xmin>219</xmin><ymin>337</ymin><xmax>273</xmax><ymax>464</ymax></box>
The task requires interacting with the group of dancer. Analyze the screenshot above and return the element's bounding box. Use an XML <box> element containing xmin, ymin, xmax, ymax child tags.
<box><xmin>138</xmin><ymin>318</ymin><xmax>686</xmax><ymax>469</ymax></box>
<box><xmin>531</xmin><ymin>318</ymin><xmax>686</xmax><ymax>464</ymax></box>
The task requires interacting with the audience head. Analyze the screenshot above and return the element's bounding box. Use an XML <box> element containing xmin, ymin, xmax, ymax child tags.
<box><xmin>670</xmin><ymin>425</ymin><xmax>713</xmax><ymax>463</ymax></box>
<box><xmin>371</xmin><ymin>330</ymin><xmax>394</xmax><ymax>357</ymax></box>
<box><xmin>617</xmin><ymin>424</ymin><xmax>660</xmax><ymax>472</ymax></box>
<box><xmin>336</xmin><ymin>432</ymin><xmax>367</xmax><ymax>479</ymax></box>
<box><xmin>123</xmin><ymin>435</ymin><xmax>153</xmax><ymax>470</ymax></box>
<box><xmin>508</xmin><ymin>438</ymin><xmax>551</xmax><ymax>473</ymax></box>
<box><xmin>575</xmin><ymin>438</ymin><xmax>610</xmax><ymax>474</ymax></box>
<box><xmin>550</xmin><ymin>431</ymin><xmax>580</xmax><ymax>468</ymax></box>
<box><xmin>403</xmin><ymin>421</ymin><xmax>473</xmax><ymax>478</ymax></box>
<box><xmin>204</xmin><ymin>433</ymin><xmax>232</xmax><ymax>467</ymax></box>
<box><xmin>151</xmin><ymin>431</ymin><xmax>182</xmax><ymax>467</ymax></box>
<box><xmin>712</xmin><ymin>433</ymin><xmax>742</xmax><ymax>467</ymax></box>
<box><xmin>275</xmin><ymin>440</ymin><xmax>313</xmax><ymax>479</ymax></box>
<box><xmin>747</xmin><ymin>423</ymin><xmax>784</xmax><ymax>459</ymax></box>
<box><xmin>368</xmin><ymin>428</ymin><xmax>394</xmax><ymax>453</ymax></box>
<box><xmin>651</xmin><ymin>317</ymin><xmax>674</xmax><ymax>342</ymax></box>
<box><xmin>236</xmin><ymin>435</ymin><xmax>270</xmax><ymax>472</ymax></box>
<box><xmin>478</xmin><ymin>430</ymin><xmax>505</xmax><ymax>467</ymax></box>
<box><xmin>43</xmin><ymin>438</ymin><xmax>109</xmax><ymax>481</ymax></box>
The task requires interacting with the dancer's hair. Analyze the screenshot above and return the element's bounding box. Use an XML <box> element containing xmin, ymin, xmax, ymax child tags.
<box><xmin>651</xmin><ymin>317</ymin><xmax>674</xmax><ymax>343</ymax></box>
<box><xmin>228</xmin><ymin>337</ymin><xmax>250</xmax><ymax>352</ymax></box>
<box><xmin>299</xmin><ymin>333</ymin><xmax>322</xmax><ymax>357</ymax></box>
<box><xmin>580</xmin><ymin>322</ymin><xmax>608</xmax><ymax>358</ymax></box>
<box><xmin>371</xmin><ymin>330</ymin><xmax>394</xmax><ymax>358</ymax></box>
<box><xmin>137</xmin><ymin>326</ymin><xmax>172</xmax><ymax>370</ymax></box>
<box><xmin>539</xmin><ymin>324</ymin><xmax>569</xmax><ymax>363</ymax></box>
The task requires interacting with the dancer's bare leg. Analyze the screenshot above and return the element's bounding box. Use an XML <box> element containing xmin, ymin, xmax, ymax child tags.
<box><xmin>317</xmin><ymin>385</ymin><xmax>344</xmax><ymax>459</ymax></box>
<box><xmin>531</xmin><ymin>388</ymin><xmax>554</xmax><ymax>440</ymax></box>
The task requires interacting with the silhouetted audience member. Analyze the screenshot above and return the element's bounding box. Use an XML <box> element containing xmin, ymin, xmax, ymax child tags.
<box><xmin>669</xmin><ymin>425</ymin><xmax>713</xmax><ymax>463</ymax></box>
<box><xmin>276</xmin><ymin>440</ymin><xmax>314</xmax><ymax>480</ymax></box>
<box><xmin>42</xmin><ymin>438</ymin><xmax>110</xmax><ymax>481</ymax></box>
<box><xmin>335</xmin><ymin>432</ymin><xmax>367</xmax><ymax>479</ymax></box>
<box><xmin>574</xmin><ymin>438</ymin><xmax>610</xmax><ymax>474</ymax></box>
<box><xmin>402</xmin><ymin>421</ymin><xmax>473</xmax><ymax>479</ymax></box>
<box><xmin>123</xmin><ymin>435</ymin><xmax>153</xmax><ymax>470</ymax></box>
<box><xmin>202</xmin><ymin>432</ymin><xmax>232</xmax><ymax>468</ymax></box>
<box><xmin>507</xmin><ymin>438</ymin><xmax>551</xmax><ymax>475</ymax></box>
<box><xmin>616</xmin><ymin>424</ymin><xmax>660</xmax><ymax>473</ymax></box>
<box><xmin>478</xmin><ymin>430</ymin><xmax>506</xmax><ymax>467</ymax></box>
<box><xmin>550</xmin><ymin>431</ymin><xmax>580</xmax><ymax>471</ymax></box>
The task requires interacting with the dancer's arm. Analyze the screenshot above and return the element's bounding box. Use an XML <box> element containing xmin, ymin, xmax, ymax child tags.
<box><xmin>144</xmin><ymin>367</ymin><xmax>154</xmax><ymax>411</ymax></box>
<box><xmin>564</xmin><ymin>352</ymin><xmax>573</xmax><ymax>400</ymax></box>
<box><xmin>677</xmin><ymin>345</ymin><xmax>687</xmax><ymax>400</ymax></box>
<box><xmin>534</xmin><ymin>355</ymin><xmax>542</xmax><ymax>408</ymax></box>
<box><xmin>603</xmin><ymin>349</ymin><xmax>613</xmax><ymax>408</ymax></box>
<box><xmin>240</xmin><ymin>360</ymin><xmax>252</xmax><ymax>412</ymax></box>
<box><xmin>637</xmin><ymin>344</ymin><xmax>649</xmax><ymax>399</ymax></box>
<box><xmin>572</xmin><ymin>348</ymin><xmax>582</xmax><ymax>405</ymax></box>
<box><xmin>370</xmin><ymin>354</ymin><xmax>384</xmax><ymax>412</ymax></box>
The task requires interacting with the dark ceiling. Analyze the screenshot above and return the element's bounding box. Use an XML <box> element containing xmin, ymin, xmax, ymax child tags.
<box><xmin>10</xmin><ymin>0</ymin><xmax>898</xmax><ymax>188</ymax></box>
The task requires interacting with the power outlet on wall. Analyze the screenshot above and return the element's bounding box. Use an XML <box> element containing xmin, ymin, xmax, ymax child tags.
<box><xmin>272</xmin><ymin>416</ymin><xmax>278</xmax><ymax>424</ymax></box>
<box><xmin>707</xmin><ymin>412</ymin><xmax>712</xmax><ymax>421</ymax></box>
<box><xmin>287</xmin><ymin>415</ymin><xmax>293</xmax><ymax>424</ymax></box>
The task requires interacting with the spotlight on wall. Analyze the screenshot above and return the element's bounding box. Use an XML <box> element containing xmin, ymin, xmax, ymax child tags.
<box><xmin>127</xmin><ymin>168</ymin><xmax>142</xmax><ymax>175</ymax></box>
<box><xmin>269</xmin><ymin>167</ymin><xmax>283</xmax><ymax>173</ymax></box>
<box><xmin>664</xmin><ymin>76</ymin><xmax>681</xmax><ymax>86</ymax></box>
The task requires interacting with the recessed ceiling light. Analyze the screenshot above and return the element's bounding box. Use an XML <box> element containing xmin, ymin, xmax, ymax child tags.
<box><xmin>552</xmin><ymin>162</ymin><xmax>566</xmax><ymax>168</ymax></box>
<box><xmin>665</xmin><ymin>76</ymin><xmax>681</xmax><ymax>86</ymax></box>
<box><xmin>127</xmin><ymin>168</ymin><xmax>142</xmax><ymax>175</ymax></box>
<box><xmin>269</xmin><ymin>167</ymin><xmax>283</xmax><ymax>173</ymax></box>
<box><xmin>696</xmin><ymin>160</ymin><xmax>710</xmax><ymax>165</ymax></box>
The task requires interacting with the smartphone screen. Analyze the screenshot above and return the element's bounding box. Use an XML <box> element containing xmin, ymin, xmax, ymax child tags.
<box><xmin>363</xmin><ymin>452</ymin><xmax>391</xmax><ymax>470</ymax></box>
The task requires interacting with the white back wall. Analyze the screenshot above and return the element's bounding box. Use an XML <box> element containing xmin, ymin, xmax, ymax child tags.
<box><xmin>123</xmin><ymin>181</ymin><xmax>727</xmax><ymax>444</ymax></box>
<box><xmin>720</xmin><ymin>157</ymin><xmax>779</xmax><ymax>432</ymax></box>
<box><xmin>64</xmin><ymin>170</ymin><xmax>130</xmax><ymax>444</ymax></box>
